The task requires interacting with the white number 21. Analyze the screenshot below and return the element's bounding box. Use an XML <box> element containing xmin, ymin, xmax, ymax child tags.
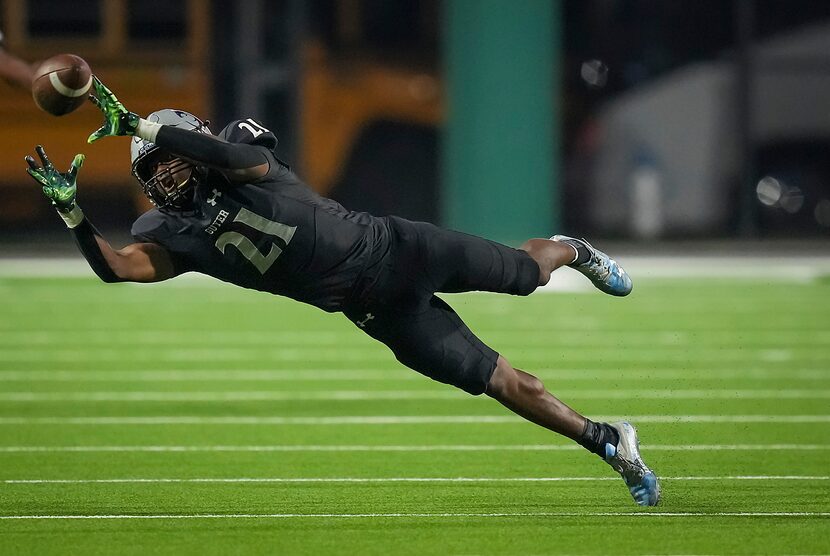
<box><xmin>214</xmin><ymin>207</ymin><xmax>296</xmax><ymax>274</ymax></box>
<box><xmin>237</xmin><ymin>118</ymin><xmax>270</xmax><ymax>138</ymax></box>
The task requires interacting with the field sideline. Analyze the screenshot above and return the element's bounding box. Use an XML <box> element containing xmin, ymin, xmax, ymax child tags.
<box><xmin>1</xmin><ymin>256</ymin><xmax>829</xmax><ymax>554</ymax></box>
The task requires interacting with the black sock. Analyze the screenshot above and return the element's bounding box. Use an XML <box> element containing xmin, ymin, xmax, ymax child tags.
<box><xmin>577</xmin><ymin>419</ymin><xmax>620</xmax><ymax>459</ymax></box>
<box><xmin>562</xmin><ymin>240</ymin><xmax>591</xmax><ymax>266</ymax></box>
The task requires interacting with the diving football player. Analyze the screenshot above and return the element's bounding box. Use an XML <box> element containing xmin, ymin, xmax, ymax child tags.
<box><xmin>25</xmin><ymin>76</ymin><xmax>660</xmax><ymax>506</ymax></box>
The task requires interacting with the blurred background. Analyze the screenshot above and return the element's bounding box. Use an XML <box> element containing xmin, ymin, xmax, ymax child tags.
<box><xmin>2</xmin><ymin>0</ymin><xmax>830</xmax><ymax>250</ymax></box>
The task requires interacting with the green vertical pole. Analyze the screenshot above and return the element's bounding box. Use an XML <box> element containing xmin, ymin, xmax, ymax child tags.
<box><xmin>443</xmin><ymin>0</ymin><xmax>560</xmax><ymax>244</ymax></box>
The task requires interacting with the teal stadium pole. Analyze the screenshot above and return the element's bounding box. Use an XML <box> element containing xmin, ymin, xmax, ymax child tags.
<box><xmin>442</xmin><ymin>0</ymin><xmax>560</xmax><ymax>244</ymax></box>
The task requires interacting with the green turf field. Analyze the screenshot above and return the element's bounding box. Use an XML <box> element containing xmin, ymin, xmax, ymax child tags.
<box><xmin>0</xmin><ymin>270</ymin><xmax>829</xmax><ymax>555</ymax></box>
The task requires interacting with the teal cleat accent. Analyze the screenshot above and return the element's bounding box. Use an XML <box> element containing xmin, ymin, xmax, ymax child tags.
<box><xmin>604</xmin><ymin>421</ymin><xmax>661</xmax><ymax>506</ymax></box>
<box><xmin>551</xmin><ymin>235</ymin><xmax>633</xmax><ymax>296</ymax></box>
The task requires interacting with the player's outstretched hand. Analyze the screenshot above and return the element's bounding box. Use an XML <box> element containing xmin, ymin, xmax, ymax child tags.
<box><xmin>25</xmin><ymin>145</ymin><xmax>84</xmax><ymax>213</ymax></box>
<box><xmin>87</xmin><ymin>75</ymin><xmax>139</xmax><ymax>143</ymax></box>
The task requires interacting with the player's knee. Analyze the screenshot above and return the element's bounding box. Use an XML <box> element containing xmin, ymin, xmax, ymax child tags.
<box><xmin>485</xmin><ymin>356</ymin><xmax>516</xmax><ymax>398</ymax></box>
<box><xmin>518</xmin><ymin>239</ymin><xmax>549</xmax><ymax>286</ymax></box>
<box><xmin>486</xmin><ymin>357</ymin><xmax>546</xmax><ymax>401</ymax></box>
<box><xmin>486</xmin><ymin>357</ymin><xmax>546</xmax><ymax>398</ymax></box>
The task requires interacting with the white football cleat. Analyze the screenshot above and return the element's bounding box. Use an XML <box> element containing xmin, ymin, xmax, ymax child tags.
<box><xmin>604</xmin><ymin>421</ymin><xmax>661</xmax><ymax>506</ymax></box>
<box><xmin>551</xmin><ymin>235</ymin><xmax>633</xmax><ymax>296</ymax></box>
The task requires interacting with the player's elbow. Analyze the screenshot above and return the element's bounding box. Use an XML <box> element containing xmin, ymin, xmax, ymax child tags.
<box><xmin>110</xmin><ymin>243</ymin><xmax>178</xmax><ymax>283</ymax></box>
<box><xmin>92</xmin><ymin>263</ymin><xmax>125</xmax><ymax>283</ymax></box>
<box><xmin>97</xmin><ymin>250</ymin><xmax>145</xmax><ymax>283</ymax></box>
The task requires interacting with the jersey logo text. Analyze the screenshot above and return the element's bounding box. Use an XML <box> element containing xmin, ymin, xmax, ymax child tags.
<box><xmin>205</xmin><ymin>209</ymin><xmax>230</xmax><ymax>236</ymax></box>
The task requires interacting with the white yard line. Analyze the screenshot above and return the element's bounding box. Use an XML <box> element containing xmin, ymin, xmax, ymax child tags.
<box><xmin>0</xmin><ymin>444</ymin><xmax>826</xmax><ymax>453</ymax></box>
<box><xmin>1</xmin><ymin>511</ymin><xmax>828</xmax><ymax>520</ymax></box>
<box><xmin>3</xmin><ymin>476</ymin><xmax>829</xmax><ymax>485</ymax></box>
<box><xmin>2</xmin><ymin>349</ymin><xmax>828</xmax><ymax>363</ymax></box>
<box><xmin>0</xmin><ymin>369</ymin><xmax>825</xmax><ymax>382</ymax></box>
<box><xmin>0</xmin><ymin>389</ymin><xmax>828</xmax><ymax>401</ymax></box>
<box><xmin>0</xmin><ymin>349</ymin><xmax>398</xmax><ymax>363</ymax></box>
<box><xmin>0</xmin><ymin>415</ymin><xmax>828</xmax><ymax>425</ymax></box>
<box><xmin>0</xmin><ymin>333</ymin><xmax>353</xmax><ymax>345</ymax></box>
<box><xmin>0</xmin><ymin>330</ymin><xmax>826</xmax><ymax>346</ymax></box>
<box><xmin>5</xmin><ymin>255</ymin><xmax>830</xmax><ymax>281</ymax></box>
<box><xmin>0</xmin><ymin>391</ymin><xmax>472</xmax><ymax>402</ymax></box>
<box><xmin>0</xmin><ymin>370</ymin><xmax>418</xmax><ymax>382</ymax></box>
<box><xmin>0</xmin><ymin>333</ymin><xmax>826</xmax><ymax>347</ymax></box>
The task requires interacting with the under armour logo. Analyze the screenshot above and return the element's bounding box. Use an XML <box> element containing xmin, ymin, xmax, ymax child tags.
<box><xmin>207</xmin><ymin>189</ymin><xmax>223</xmax><ymax>206</ymax></box>
<box><xmin>356</xmin><ymin>313</ymin><xmax>374</xmax><ymax>328</ymax></box>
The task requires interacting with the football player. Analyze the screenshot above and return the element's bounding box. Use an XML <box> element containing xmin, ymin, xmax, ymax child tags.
<box><xmin>25</xmin><ymin>76</ymin><xmax>660</xmax><ymax>506</ymax></box>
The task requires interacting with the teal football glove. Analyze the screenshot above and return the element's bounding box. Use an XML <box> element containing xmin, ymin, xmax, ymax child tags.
<box><xmin>25</xmin><ymin>145</ymin><xmax>85</xmax><ymax>213</ymax></box>
<box><xmin>87</xmin><ymin>75</ymin><xmax>140</xmax><ymax>143</ymax></box>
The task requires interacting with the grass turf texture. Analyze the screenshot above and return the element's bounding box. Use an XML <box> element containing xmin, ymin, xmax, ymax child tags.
<box><xmin>0</xmin><ymin>274</ymin><xmax>828</xmax><ymax>555</ymax></box>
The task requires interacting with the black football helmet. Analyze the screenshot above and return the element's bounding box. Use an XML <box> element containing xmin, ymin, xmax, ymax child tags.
<box><xmin>130</xmin><ymin>109</ymin><xmax>212</xmax><ymax>209</ymax></box>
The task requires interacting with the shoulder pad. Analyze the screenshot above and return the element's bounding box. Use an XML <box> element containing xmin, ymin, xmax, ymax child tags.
<box><xmin>218</xmin><ymin>118</ymin><xmax>278</xmax><ymax>150</ymax></box>
<box><xmin>131</xmin><ymin>209</ymin><xmax>170</xmax><ymax>243</ymax></box>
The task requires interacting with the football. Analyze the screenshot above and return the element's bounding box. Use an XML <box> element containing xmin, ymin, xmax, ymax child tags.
<box><xmin>31</xmin><ymin>53</ymin><xmax>93</xmax><ymax>116</ymax></box>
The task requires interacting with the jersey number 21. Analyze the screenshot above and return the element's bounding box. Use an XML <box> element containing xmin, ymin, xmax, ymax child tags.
<box><xmin>214</xmin><ymin>207</ymin><xmax>296</xmax><ymax>274</ymax></box>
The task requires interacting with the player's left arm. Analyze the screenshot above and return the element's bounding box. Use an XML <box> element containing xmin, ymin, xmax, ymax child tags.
<box><xmin>87</xmin><ymin>76</ymin><xmax>269</xmax><ymax>182</ymax></box>
<box><xmin>25</xmin><ymin>145</ymin><xmax>181</xmax><ymax>283</ymax></box>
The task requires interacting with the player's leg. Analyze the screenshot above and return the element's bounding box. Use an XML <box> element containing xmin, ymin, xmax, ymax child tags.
<box><xmin>483</xmin><ymin>354</ymin><xmax>588</xmax><ymax>440</ymax></box>
<box><xmin>403</xmin><ymin>219</ymin><xmax>632</xmax><ymax>297</ymax></box>
<box><xmin>517</xmin><ymin>238</ymin><xmax>574</xmax><ymax>286</ymax></box>
<box><xmin>485</xmin><ymin>356</ymin><xmax>660</xmax><ymax>506</ymax></box>
<box><xmin>405</xmin><ymin>220</ymin><xmax>542</xmax><ymax>296</ymax></box>
<box><xmin>345</xmin><ymin>295</ymin><xmax>502</xmax><ymax>396</ymax></box>
<box><xmin>345</xmin><ymin>294</ymin><xmax>660</xmax><ymax>506</ymax></box>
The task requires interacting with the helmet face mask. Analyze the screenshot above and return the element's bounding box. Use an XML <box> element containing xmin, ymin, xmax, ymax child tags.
<box><xmin>137</xmin><ymin>152</ymin><xmax>197</xmax><ymax>209</ymax></box>
<box><xmin>130</xmin><ymin>109</ymin><xmax>211</xmax><ymax>209</ymax></box>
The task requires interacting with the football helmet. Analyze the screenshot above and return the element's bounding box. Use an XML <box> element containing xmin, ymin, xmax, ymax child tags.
<box><xmin>130</xmin><ymin>109</ymin><xmax>212</xmax><ymax>208</ymax></box>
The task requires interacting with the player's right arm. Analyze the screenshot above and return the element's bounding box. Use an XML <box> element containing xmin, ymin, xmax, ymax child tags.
<box><xmin>87</xmin><ymin>77</ymin><xmax>270</xmax><ymax>181</ymax></box>
<box><xmin>25</xmin><ymin>145</ymin><xmax>179</xmax><ymax>283</ymax></box>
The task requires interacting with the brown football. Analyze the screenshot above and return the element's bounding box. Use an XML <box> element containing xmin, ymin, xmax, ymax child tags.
<box><xmin>31</xmin><ymin>54</ymin><xmax>92</xmax><ymax>116</ymax></box>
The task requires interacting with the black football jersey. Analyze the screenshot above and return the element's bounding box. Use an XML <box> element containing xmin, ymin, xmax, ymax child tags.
<box><xmin>131</xmin><ymin>118</ymin><xmax>390</xmax><ymax>312</ymax></box>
